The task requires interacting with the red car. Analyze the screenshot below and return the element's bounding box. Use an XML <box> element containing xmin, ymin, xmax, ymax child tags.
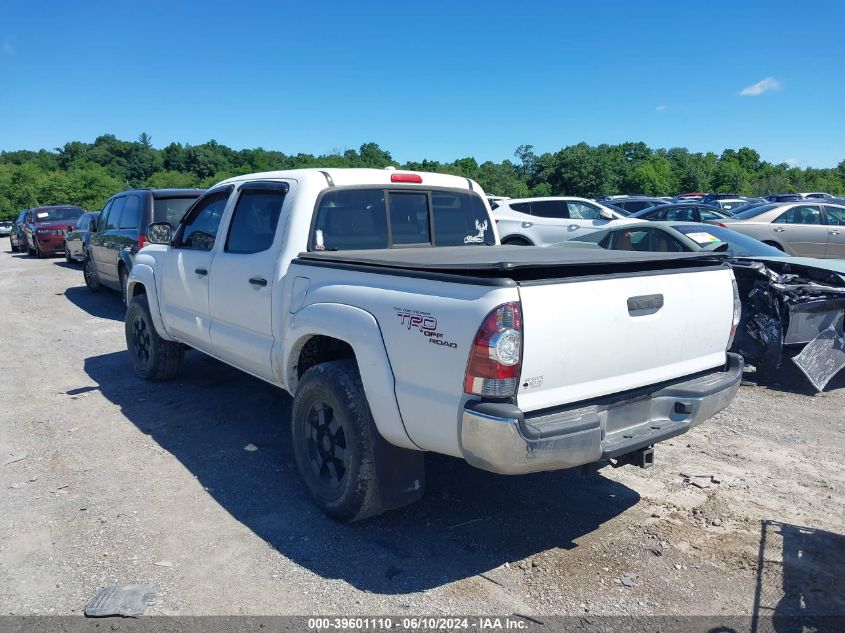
<box><xmin>22</xmin><ymin>205</ymin><xmax>84</xmax><ymax>258</ymax></box>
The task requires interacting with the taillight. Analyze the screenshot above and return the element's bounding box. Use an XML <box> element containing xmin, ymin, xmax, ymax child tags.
<box><xmin>390</xmin><ymin>173</ymin><xmax>423</xmax><ymax>183</ymax></box>
<box><xmin>137</xmin><ymin>233</ymin><xmax>148</xmax><ymax>251</ymax></box>
<box><xmin>464</xmin><ymin>302</ymin><xmax>523</xmax><ymax>397</ymax></box>
<box><xmin>727</xmin><ymin>275</ymin><xmax>741</xmax><ymax>349</ymax></box>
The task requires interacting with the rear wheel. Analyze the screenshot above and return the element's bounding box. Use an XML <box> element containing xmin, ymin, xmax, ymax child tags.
<box><xmin>125</xmin><ymin>294</ymin><xmax>184</xmax><ymax>381</ymax></box>
<box><xmin>292</xmin><ymin>360</ymin><xmax>383</xmax><ymax>522</ymax></box>
<box><xmin>83</xmin><ymin>258</ymin><xmax>101</xmax><ymax>292</ymax></box>
<box><xmin>502</xmin><ymin>236</ymin><xmax>532</xmax><ymax>246</ymax></box>
<box><xmin>10</xmin><ymin>238</ymin><xmax>18</xmax><ymax>253</ymax></box>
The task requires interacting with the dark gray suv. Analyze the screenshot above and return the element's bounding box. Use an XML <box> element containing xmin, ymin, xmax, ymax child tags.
<box><xmin>84</xmin><ymin>188</ymin><xmax>204</xmax><ymax>301</ymax></box>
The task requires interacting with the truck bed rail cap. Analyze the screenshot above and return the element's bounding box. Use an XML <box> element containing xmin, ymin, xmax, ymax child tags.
<box><xmin>295</xmin><ymin>246</ymin><xmax>726</xmax><ymax>272</ymax></box>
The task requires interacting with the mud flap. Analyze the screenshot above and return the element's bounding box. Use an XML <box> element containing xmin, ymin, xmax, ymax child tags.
<box><xmin>372</xmin><ymin>429</ymin><xmax>425</xmax><ymax>512</ymax></box>
<box><xmin>791</xmin><ymin>324</ymin><xmax>845</xmax><ymax>391</ymax></box>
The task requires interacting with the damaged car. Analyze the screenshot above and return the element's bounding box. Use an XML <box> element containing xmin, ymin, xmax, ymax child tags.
<box><xmin>556</xmin><ymin>222</ymin><xmax>845</xmax><ymax>391</ymax></box>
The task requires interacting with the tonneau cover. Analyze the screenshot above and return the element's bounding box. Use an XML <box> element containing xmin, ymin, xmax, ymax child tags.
<box><xmin>295</xmin><ymin>245</ymin><xmax>723</xmax><ymax>272</ymax></box>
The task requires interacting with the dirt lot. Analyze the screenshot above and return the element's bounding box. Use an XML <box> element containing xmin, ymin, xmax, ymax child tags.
<box><xmin>1</xmin><ymin>245</ymin><xmax>843</xmax><ymax>622</ymax></box>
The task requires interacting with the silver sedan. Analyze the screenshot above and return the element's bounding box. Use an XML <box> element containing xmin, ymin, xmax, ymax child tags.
<box><xmin>722</xmin><ymin>201</ymin><xmax>845</xmax><ymax>258</ymax></box>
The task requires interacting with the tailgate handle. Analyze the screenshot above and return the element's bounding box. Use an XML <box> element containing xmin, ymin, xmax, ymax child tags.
<box><xmin>627</xmin><ymin>294</ymin><xmax>663</xmax><ymax>313</ymax></box>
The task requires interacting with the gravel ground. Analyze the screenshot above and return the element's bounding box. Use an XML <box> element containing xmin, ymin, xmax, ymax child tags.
<box><xmin>0</xmin><ymin>245</ymin><xmax>843</xmax><ymax>620</ymax></box>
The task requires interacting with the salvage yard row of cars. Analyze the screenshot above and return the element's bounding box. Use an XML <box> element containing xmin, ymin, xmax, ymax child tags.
<box><xmin>5</xmin><ymin>171</ymin><xmax>845</xmax><ymax>520</ymax></box>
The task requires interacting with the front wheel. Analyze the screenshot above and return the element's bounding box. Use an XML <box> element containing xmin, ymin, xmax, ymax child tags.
<box><xmin>120</xmin><ymin>268</ymin><xmax>129</xmax><ymax>306</ymax></box>
<box><xmin>10</xmin><ymin>239</ymin><xmax>18</xmax><ymax>253</ymax></box>
<box><xmin>125</xmin><ymin>294</ymin><xmax>184</xmax><ymax>381</ymax></box>
<box><xmin>83</xmin><ymin>259</ymin><xmax>101</xmax><ymax>292</ymax></box>
<box><xmin>292</xmin><ymin>360</ymin><xmax>384</xmax><ymax>522</ymax></box>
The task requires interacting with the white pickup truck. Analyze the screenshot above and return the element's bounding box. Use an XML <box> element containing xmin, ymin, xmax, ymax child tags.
<box><xmin>125</xmin><ymin>168</ymin><xmax>743</xmax><ymax>521</ymax></box>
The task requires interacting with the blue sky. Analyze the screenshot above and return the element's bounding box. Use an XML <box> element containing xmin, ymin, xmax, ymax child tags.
<box><xmin>1</xmin><ymin>0</ymin><xmax>843</xmax><ymax>167</ymax></box>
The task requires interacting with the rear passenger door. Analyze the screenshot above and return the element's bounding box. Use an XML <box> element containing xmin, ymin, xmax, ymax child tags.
<box><xmin>91</xmin><ymin>197</ymin><xmax>121</xmax><ymax>282</ymax></box>
<box><xmin>208</xmin><ymin>181</ymin><xmax>290</xmax><ymax>380</ymax></box>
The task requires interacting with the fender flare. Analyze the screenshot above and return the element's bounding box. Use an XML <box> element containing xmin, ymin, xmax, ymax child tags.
<box><xmin>282</xmin><ymin>302</ymin><xmax>418</xmax><ymax>451</ymax></box>
<box><xmin>126</xmin><ymin>263</ymin><xmax>176</xmax><ymax>342</ymax></box>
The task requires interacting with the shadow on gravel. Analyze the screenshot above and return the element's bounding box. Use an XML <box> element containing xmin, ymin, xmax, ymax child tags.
<box><xmin>64</xmin><ymin>285</ymin><xmax>124</xmax><ymax>321</ymax></box>
<box><xmin>742</xmin><ymin>363</ymin><xmax>845</xmax><ymax>396</ymax></box>
<box><xmin>752</xmin><ymin>520</ymin><xmax>845</xmax><ymax>632</ymax></box>
<box><xmin>53</xmin><ymin>261</ymin><xmax>79</xmax><ymax>270</ymax></box>
<box><xmin>83</xmin><ymin>349</ymin><xmax>641</xmax><ymax>594</ymax></box>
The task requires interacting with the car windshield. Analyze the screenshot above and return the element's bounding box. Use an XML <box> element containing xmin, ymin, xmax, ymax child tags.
<box><xmin>154</xmin><ymin>196</ymin><xmax>201</xmax><ymax>226</ymax></box>
<box><xmin>673</xmin><ymin>224</ymin><xmax>787</xmax><ymax>257</ymax></box>
<box><xmin>33</xmin><ymin>207</ymin><xmax>82</xmax><ymax>223</ymax></box>
<box><xmin>732</xmin><ymin>203</ymin><xmax>778</xmax><ymax>219</ymax></box>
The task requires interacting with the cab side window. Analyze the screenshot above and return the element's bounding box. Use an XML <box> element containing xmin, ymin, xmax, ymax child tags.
<box><xmin>566</xmin><ymin>201</ymin><xmax>602</xmax><ymax>220</ymax></box>
<box><xmin>225</xmin><ymin>187</ymin><xmax>287</xmax><ymax>254</ymax></box>
<box><xmin>530</xmin><ymin>200</ymin><xmax>568</xmax><ymax>219</ymax></box>
<box><xmin>178</xmin><ymin>189</ymin><xmax>231</xmax><ymax>251</ymax></box>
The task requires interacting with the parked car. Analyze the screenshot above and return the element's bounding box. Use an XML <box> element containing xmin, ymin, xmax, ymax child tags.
<box><xmin>125</xmin><ymin>168</ymin><xmax>742</xmax><ymax>521</ymax></box>
<box><xmin>700</xmin><ymin>193</ymin><xmax>741</xmax><ymax>206</ymax></box>
<box><xmin>601</xmin><ymin>196</ymin><xmax>668</xmax><ymax>214</ymax></box>
<box><xmin>764</xmin><ymin>193</ymin><xmax>803</xmax><ymax>203</ymax></box>
<box><xmin>561</xmin><ymin>221</ymin><xmax>845</xmax><ymax>389</ymax></box>
<box><xmin>8</xmin><ymin>210</ymin><xmax>27</xmax><ymax>252</ymax></box>
<box><xmin>84</xmin><ymin>189</ymin><xmax>204</xmax><ymax>301</ymax></box>
<box><xmin>720</xmin><ymin>202</ymin><xmax>845</xmax><ymax>258</ymax></box>
<box><xmin>22</xmin><ymin>206</ymin><xmax>84</xmax><ymax>257</ymax></box>
<box><xmin>801</xmin><ymin>192</ymin><xmax>833</xmax><ymax>200</ymax></box>
<box><xmin>486</xmin><ymin>195</ymin><xmax>510</xmax><ymax>208</ymax></box>
<box><xmin>493</xmin><ymin>196</ymin><xmax>629</xmax><ymax>245</ymax></box>
<box><xmin>63</xmin><ymin>211</ymin><xmax>101</xmax><ymax>264</ymax></box>
<box><xmin>0</xmin><ymin>220</ymin><xmax>11</xmax><ymax>237</ymax></box>
<box><xmin>712</xmin><ymin>198</ymin><xmax>749</xmax><ymax>213</ymax></box>
<box><xmin>629</xmin><ymin>203</ymin><xmax>734</xmax><ymax>224</ymax></box>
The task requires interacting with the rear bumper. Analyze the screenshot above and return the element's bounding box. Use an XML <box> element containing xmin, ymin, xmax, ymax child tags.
<box><xmin>460</xmin><ymin>353</ymin><xmax>744</xmax><ymax>475</ymax></box>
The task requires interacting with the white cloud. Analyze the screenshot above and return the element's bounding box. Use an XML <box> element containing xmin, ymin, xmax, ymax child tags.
<box><xmin>784</xmin><ymin>158</ymin><xmax>801</xmax><ymax>167</ymax></box>
<box><xmin>2</xmin><ymin>39</ymin><xmax>14</xmax><ymax>55</ymax></box>
<box><xmin>655</xmin><ymin>105</ymin><xmax>668</xmax><ymax>112</ymax></box>
<box><xmin>739</xmin><ymin>77</ymin><xmax>781</xmax><ymax>96</ymax></box>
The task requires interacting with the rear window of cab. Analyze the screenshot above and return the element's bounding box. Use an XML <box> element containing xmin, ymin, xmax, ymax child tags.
<box><xmin>310</xmin><ymin>188</ymin><xmax>494</xmax><ymax>251</ymax></box>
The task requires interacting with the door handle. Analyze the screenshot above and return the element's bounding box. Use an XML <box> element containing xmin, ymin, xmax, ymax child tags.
<box><xmin>831</xmin><ymin>230</ymin><xmax>840</xmax><ymax>236</ymax></box>
<box><xmin>773</xmin><ymin>228</ymin><xmax>786</xmax><ymax>233</ymax></box>
<box><xmin>568</xmin><ymin>224</ymin><xmax>580</xmax><ymax>231</ymax></box>
<box><xmin>249</xmin><ymin>277</ymin><xmax>268</xmax><ymax>287</ymax></box>
<box><xmin>195</xmin><ymin>268</ymin><xmax>208</xmax><ymax>276</ymax></box>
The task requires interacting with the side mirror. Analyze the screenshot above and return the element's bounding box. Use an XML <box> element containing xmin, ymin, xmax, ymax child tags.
<box><xmin>67</xmin><ymin>224</ymin><xmax>75</xmax><ymax>232</ymax></box>
<box><xmin>89</xmin><ymin>219</ymin><xmax>98</xmax><ymax>232</ymax></box>
<box><xmin>600</xmin><ymin>209</ymin><xmax>615</xmax><ymax>220</ymax></box>
<box><xmin>146</xmin><ymin>222</ymin><xmax>172</xmax><ymax>245</ymax></box>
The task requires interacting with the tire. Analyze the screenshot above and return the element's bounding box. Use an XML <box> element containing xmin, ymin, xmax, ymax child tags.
<box><xmin>83</xmin><ymin>258</ymin><xmax>102</xmax><ymax>292</ymax></box>
<box><xmin>10</xmin><ymin>239</ymin><xmax>18</xmax><ymax>253</ymax></box>
<box><xmin>65</xmin><ymin>245</ymin><xmax>73</xmax><ymax>264</ymax></box>
<box><xmin>125</xmin><ymin>294</ymin><xmax>184</xmax><ymax>381</ymax></box>
<box><xmin>119</xmin><ymin>267</ymin><xmax>129</xmax><ymax>306</ymax></box>
<box><xmin>292</xmin><ymin>360</ymin><xmax>383</xmax><ymax>522</ymax></box>
<box><xmin>502</xmin><ymin>237</ymin><xmax>532</xmax><ymax>246</ymax></box>
<box><xmin>35</xmin><ymin>241</ymin><xmax>45</xmax><ymax>258</ymax></box>
<box><xmin>27</xmin><ymin>241</ymin><xmax>35</xmax><ymax>256</ymax></box>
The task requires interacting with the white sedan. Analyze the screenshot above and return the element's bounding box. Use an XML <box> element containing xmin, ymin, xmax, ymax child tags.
<box><xmin>492</xmin><ymin>197</ymin><xmax>632</xmax><ymax>245</ymax></box>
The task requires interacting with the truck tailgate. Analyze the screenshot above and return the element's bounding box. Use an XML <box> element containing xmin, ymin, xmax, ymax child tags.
<box><xmin>517</xmin><ymin>266</ymin><xmax>734</xmax><ymax>412</ymax></box>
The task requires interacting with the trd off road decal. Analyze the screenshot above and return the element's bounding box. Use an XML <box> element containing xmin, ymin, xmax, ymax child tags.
<box><xmin>395</xmin><ymin>308</ymin><xmax>457</xmax><ymax>349</ymax></box>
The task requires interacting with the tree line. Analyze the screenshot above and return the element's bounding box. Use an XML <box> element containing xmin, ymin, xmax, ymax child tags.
<box><xmin>1</xmin><ymin>133</ymin><xmax>843</xmax><ymax>220</ymax></box>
